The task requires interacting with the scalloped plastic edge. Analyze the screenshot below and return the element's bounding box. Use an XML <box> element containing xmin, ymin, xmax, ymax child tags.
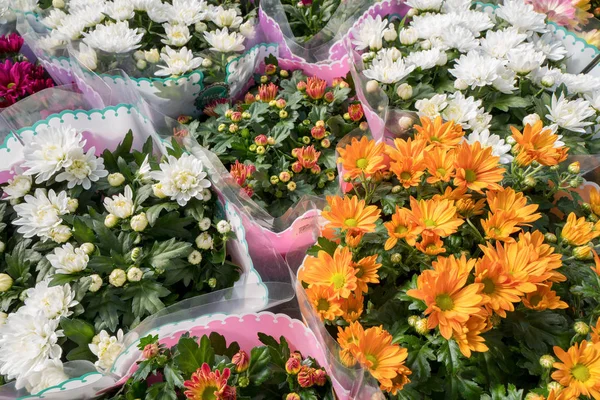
<box><xmin>18</xmin><ymin>372</ymin><xmax>104</xmax><ymax>399</ymax></box>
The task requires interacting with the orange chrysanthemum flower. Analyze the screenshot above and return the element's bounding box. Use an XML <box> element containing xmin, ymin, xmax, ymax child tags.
<box><xmin>354</xmin><ymin>255</ymin><xmax>381</xmax><ymax>293</ymax></box>
<box><xmin>295</xmin><ymin>145</ymin><xmax>321</xmax><ymax>169</ymax></box>
<box><xmin>453</xmin><ymin>314</ymin><xmax>490</xmax><ymax>358</ymax></box>
<box><xmin>561</xmin><ymin>212</ymin><xmax>600</xmax><ymax>246</ymax></box>
<box><xmin>323</xmin><ymin>196</ymin><xmax>381</xmax><ymax>233</ymax></box>
<box><xmin>379</xmin><ymin>365</ymin><xmax>413</xmax><ymax>395</ymax></box>
<box><xmin>301</xmin><ymin>246</ymin><xmax>357</xmax><ymax>299</ymax></box>
<box><xmin>522</xmin><ymin>283</ymin><xmax>569</xmax><ymax>311</ymax></box>
<box><xmin>433</xmin><ymin>254</ymin><xmax>477</xmax><ymax>279</ymax></box>
<box><xmin>337</xmin><ymin>321</ymin><xmax>364</xmax><ymax>368</ymax></box>
<box><xmin>306</xmin><ymin>76</ymin><xmax>327</xmax><ymax>100</ymax></box>
<box><xmin>415</xmin><ymin>233</ymin><xmax>446</xmax><ymax>255</ymax></box>
<box><xmin>520</xmin><ymin>231</ymin><xmax>565</xmax><ymax>283</ymax></box>
<box><xmin>407</xmin><ymin>255</ymin><xmax>484</xmax><ymax>339</ymax></box>
<box><xmin>511</xmin><ymin>121</ymin><xmax>568</xmax><ymax>167</ymax></box>
<box><xmin>590</xmin><ymin>187</ymin><xmax>600</xmax><ymax>216</ymax></box>
<box><xmin>453</xmin><ymin>141</ymin><xmax>505</xmax><ymax>193</ymax></box>
<box><xmin>424</xmin><ymin>146</ymin><xmax>456</xmax><ymax>184</ymax></box>
<box><xmin>384</xmin><ymin>207</ymin><xmax>421</xmax><ymax>249</ymax></box>
<box><xmin>456</xmin><ymin>197</ymin><xmax>486</xmax><ymax>218</ymax></box>
<box><xmin>386</xmin><ymin>137</ymin><xmax>428</xmax><ymax>166</ymax></box>
<box><xmin>474</xmin><ymin>255</ymin><xmax>522</xmax><ymax>318</ymax></box>
<box><xmin>305</xmin><ymin>285</ymin><xmax>344</xmax><ymax>321</ymax></box>
<box><xmin>592</xmin><ymin>250</ymin><xmax>600</xmax><ymax>276</ymax></box>
<box><xmin>258</xmin><ymin>82</ymin><xmax>278</xmax><ymax>102</ymax></box>
<box><xmin>345</xmin><ymin>229</ymin><xmax>363</xmax><ymax>248</ymax></box>
<box><xmin>481</xmin><ymin>212</ymin><xmax>521</xmax><ymax>242</ymax></box>
<box><xmin>414</xmin><ymin>116</ymin><xmax>464</xmax><ymax>149</ymax></box>
<box><xmin>486</xmin><ymin>187</ymin><xmax>541</xmax><ymax>225</ymax></box>
<box><xmin>337</xmin><ymin>136</ymin><xmax>387</xmax><ymax>180</ymax></box>
<box><xmin>433</xmin><ymin>186</ymin><xmax>470</xmax><ymax>201</ymax></box>
<box><xmin>184</xmin><ymin>363</ymin><xmax>236</xmax><ymax>400</ymax></box>
<box><xmin>409</xmin><ymin>197</ymin><xmax>464</xmax><ymax>238</ymax></box>
<box><xmin>341</xmin><ymin>291</ymin><xmax>364</xmax><ymax>322</ymax></box>
<box><xmin>552</xmin><ymin>340</ymin><xmax>600</xmax><ymax>399</ymax></box>
<box><xmin>390</xmin><ymin>158</ymin><xmax>425</xmax><ymax>188</ymax></box>
<box><xmin>592</xmin><ymin>317</ymin><xmax>600</xmax><ymax>344</ymax></box>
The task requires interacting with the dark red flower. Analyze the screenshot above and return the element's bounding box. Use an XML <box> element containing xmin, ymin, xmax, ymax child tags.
<box><xmin>0</xmin><ymin>33</ymin><xmax>24</xmax><ymax>54</ymax></box>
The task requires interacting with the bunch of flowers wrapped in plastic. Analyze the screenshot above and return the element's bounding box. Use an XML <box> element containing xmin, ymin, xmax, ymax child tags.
<box><xmin>353</xmin><ymin>0</ymin><xmax>600</xmax><ymax>153</ymax></box>
<box><xmin>280</xmin><ymin>0</ymin><xmax>344</xmax><ymax>43</ymax></box>
<box><xmin>0</xmin><ymin>32</ymin><xmax>53</xmax><ymax>107</ymax></box>
<box><xmin>36</xmin><ymin>0</ymin><xmax>256</xmax><ymax>79</ymax></box>
<box><xmin>300</xmin><ymin>115</ymin><xmax>600</xmax><ymax>399</ymax></box>
<box><xmin>186</xmin><ymin>57</ymin><xmax>366</xmax><ymax>217</ymax></box>
<box><xmin>0</xmin><ymin>128</ymin><xmax>241</xmax><ymax>394</ymax></box>
<box><xmin>103</xmin><ymin>332</ymin><xmax>335</xmax><ymax>399</ymax></box>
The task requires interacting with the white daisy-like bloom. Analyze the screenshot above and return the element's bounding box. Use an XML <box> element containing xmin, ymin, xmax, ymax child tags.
<box><xmin>442</xmin><ymin>0</ymin><xmax>471</xmax><ymax>13</ymax></box>
<box><xmin>55</xmin><ymin>15</ymin><xmax>88</xmax><ymax>41</ymax></box>
<box><xmin>0</xmin><ymin>311</ymin><xmax>63</xmax><ymax>387</ymax></box>
<box><xmin>468</xmin><ymin>108</ymin><xmax>493</xmax><ymax>133</ymax></box>
<box><xmin>239</xmin><ymin>18</ymin><xmax>256</xmax><ymax>39</ymax></box>
<box><xmin>22</xmin><ymin>125</ymin><xmax>84</xmax><ymax>184</ymax></box>
<box><xmin>13</xmin><ymin>189</ymin><xmax>70</xmax><ymax>240</ymax></box>
<box><xmin>37</xmin><ymin>33</ymin><xmax>67</xmax><ymax>52</ymax></box>
<box><xmin>431</xmin><ymin>25</ymin><xmax>478</xmax><ymax>53</ymax></box>
<box><xmin>506</xmin><ymin>44</ymin><xmax>545</xmax><ymax>75</ymax></box>
<box><xmin>42</xmin><ymin>9</ymin><xmax>67</xmax><ymax>29</ymax></box>
<box><xmin>137</xmin><ymin>154</ymin><xmax>152</xmax><ymax>183</ymax></box>
<box><xmin>560</xmin><ymin>73</ymin><xmax>600</xmax><ymax>95</ymax></box>
<box><xmin>130</xmin><ymin>0</ymin><xmax>161</xmax><ymax>11</ymax></box>
<box><xmin>155</xmin><ymin>46</ymin><xmax>203</xmax><ymax>76</ymax></box>
<box><xmin>55</xmin><ymin>147</ymin><xmax>106</xmax><ymax>189</ymax></box>
<box><xmin>195</xmin><ymin>232</ymin><xmax>213</xmax><ymax>249</ymax></box>
<box><xmin>23</xmin><ymin>359</ymin><xmax>68</xmax><ymax>395</ymax></box>
<box><xmin>492</xmin><ymin>66</ymin><xmax>517</xmax><ymax>94</ymax></box>
<box><xmin>410</xmin><ymin>13</ymin><xmax>454</xmax><ymax>40</ymax></box>
<box><xmin>531</xmin><ymin>32</ymin><xmax>567</xmax><ymax>61</ymax></box>
<box><xmin>89</xmin><ymin>329</ymin><xmax>124</xmax><ymax>372</ymax></box>
<box><xmin>216</xmin><ymin>220</ymin><xmax>231</xmax><ymax>234</ymax></box>
<box><xmin>406</xmin><ymin>0</ymin><xmax>443</xmax><ymax>12</ymax></box>
<box><xmin>149</xmin><ymin>154</ymin><xmax>211</xmax><ymax>206</ymax></box>
<box><xmin>199</xmin><ymin>217</ymin><xmax>211</xmax><ymax>231</ymax></box>
<box><xmin>203</xmin><ymin>28</ymin><xmax>246</xmax><ymax>53</ymax></box>
<box><xmin>3</xmin><ymin>173</ymin><xmax>32</xmax><ymax>200</ymax></box>
<box><xmin>441</xmin><ymin>91</ymin><xmax>482</xmax><ymax>129</ymax></box>
<box><xmin>47</xmin><ymin>243</ymin><xmax>89</xmax><ymax>275</ymax></box>
<box><xmin>67</xmin><ymin>0</ymin><xmax>104</xmax><ymax>12</ymax></box>
<box><xmin>405</xmin><ymin>47</ymin><xmax>447</xmax><ymax>70</ymax></box>
<box><xmin>83</xmin><ymin>21</ymin><xmax>143</xmax><ymax>54</ymax></box>
<box><xmin>495</xmin><ymin>0</ymin><xmax>547</xmax><ymax>34</ymax></box>
<box><xmin>210</xmin><ymin>6</ymin><xmax>243</xmax><ymax>29</ymax></box>
<box><xmin>106</xmin><ymin>0</ymin><xmax>135</xmax><ymax>21</ymax></box>
<box><xmin>161</xmin><ymin>23</ymin><xmax>191</xmax><ymax>47</ymax></box>
<box><xmin>351</xmin><ymin>14</ymin><xmax>388</xmax><ymax>51</ymax></box>
<box><xmin>453</xmin><ymin>10</ymin><xmax>494</xmax><ymax>35</ymax></box>
<box><xmin>479</xmin><ymin>28</ymin><xmax>527</xmax><ymax>59</ymax></box>
<box><xmin>415</xmin><ymin>94</ymin><xmax>448</xmax><ymax>119</ymax></box>
<box><xmin>168</xmin><ymin>0</ymin><xmax>207</xmax><ymax>25</ymax></box>
<box><xmin>546</xmin><ymin>93</ymin><xmax>595</xmax><ymax>133</ymax></box>
<box><xmin>104</xmin><ymin>185</ymin><xmax>135</xmax><ymax>219</ymax></box>
<box><xmin>585</xmin><ymin>91</ymin><xmax>600</xmax><ymax>110</ymax></box>
<box><xmin>23</xmin><ymin>282</ymin><xmax>78</xmax><ymax>321</ymax></box>
<box><xmin>449</xmin><ymin>50</ymin><xmax>505</xmax><ymax>89</ymax></box>
<box><xmin>76</xmin><ymin>42</ymin><xmax>98</xmax><ymax>71</ymax></box>
<box><xmin>363</xmin><ymin>49</ymin><xmax>415</xmax><ymax>84</ymax></box>
<box><xmin>529</xmin><ymin>66</ymin><xmax>564</xmax><ymax>91</ymax></box>
<box><xmin>146</xmin><ymin>1</ymin><xmax>170</xmax><ymax>22</ymax></box>
<box><xmin>69</xmin><ymin>4</ymin><xmax>106</xmax><ymax>28</ymax></box>
<box><xmin>465</xmin><ymin>130</ymin><xmax>513</xmax><ymax>164</ymax></box>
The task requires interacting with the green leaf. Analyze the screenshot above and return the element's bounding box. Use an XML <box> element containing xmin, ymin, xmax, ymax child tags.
<box><xmin>145</xmin><ymin>203</ymin><xmax>179</xmax><ymax>225</ymax></box>
<box><xmin>134</xmin><ymin>185</ymin><xmax>153</xmax><ymax>207</ymax></box>
<box><xmin>248</xmin><ymin>346</ymin><xmax>271</xmax><ymax>386</ymax></box>
<box><xmin>147</xmin><ymin>212</ymin><xmax>194</xmax><ymax>240</ymax></box>
<box><xmin>122</xmin><ymin>281</ymin><xmax>171</xmax><ymax>318</ymax></box>
<box><xmin>132</xmin><ymin>360</ymin><xmax>155</xmax><ymax>382</ymax></box>
<box><xmin>72</xmin><ymin>218</ymin><xmax>95</xmax><ymax>243</ymax></box>
<box><xmin>492</xmin><ymin>95</ymin><xmax>530</xmax><ymax>112</ymax></box>
<box><xmin>164</xmin><ymin>363</ymin><xmax>185</xmax><ymax>389</ymax></box>
<box><xmin>175</xmin><ymin>335</ymin><xmax>215</xmax><ymax>376</ymax></box>
<box><xmin>406</xmin><ymin>342</ymin><xmax>435</xmax><ymax>382</ymax></box>
<box><xmin>307</xmin><ymin>237</ymin><xmax>337</xmax><ymax>257</ymax></box>
<box><xmin>92</xmin><ymin>220</ymin><xmax>122</xmax><ymax>254</ymax></box>
<box><xmin>482</xmin><ymin>384</ymin><xmax>525</xmax><ymax>400</ymax></box>
<box><xmin>86</xmin><ymin>289</ymin><xmax>127</xmax><ymax>332</ymax></box>
<box><xmin>65</xmin><ymin>345</ymin><xmax>95</xmax><ymax>362</ymax></box>
<box><xmin>87</xmin><ymin>255</ymin><xmax>116</xmax><ymax>273</ymax></box>
<box><xmin>60</xmin><ymin>318</ymin><xmax>95</xmax><ymax>346</ymax></box>
<box><xmin>49</xmin><ymin>273</ymin><xmax>80</xmax><ymax>286</ymax></box>
<box><xmin>5</xmin><ymin>239</ymin><xmax>33</xmax><ymax>281</ymax></box>
<box><xmin>114</xmin><ymin>131</ymin><xmax>134</xmax><ymax>158</ymax></box>
<box><xmin>147</xmin><ymin>238</ymin><xmax>193</xmax><ymax>270</ymax></box>
<box><xmin>209</xmin><ymin>332</ymin><xmax>240</xmax><ymax>358</ymax></box>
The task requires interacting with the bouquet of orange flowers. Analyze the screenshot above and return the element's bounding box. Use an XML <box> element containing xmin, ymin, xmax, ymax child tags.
<box><xmin>299</xmin><ymin>115</ymin><xmax>600</xmax><ymax>399</ymax></box>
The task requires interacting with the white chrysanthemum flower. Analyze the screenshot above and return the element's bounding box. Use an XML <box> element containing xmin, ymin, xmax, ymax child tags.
<box><xmin>406</xmin><ymin>0</ymin><xmax>443</xmax><ymax>12</ymax></box>
<box><xmin>106</xmin><ymin>0</ymin><xmax>134</xmax><ymax>21</ymax></box>
<box><xmin>49</xmin><ymin>224</ymin><xmax>72</xmax><ymax>244</ymax></box>
<box><xmin>70</xmin><ymin>4</ymin><xmax>106</xmax><ymax>28</ymax></box>
<box><xmin>89</xmin><ymin>329</ymin><xmax>124</xmax><ymax>371</ymax></box>
<box><xmin>42</xmin><ymin>9</ymin><xmax>67</xmax><ymax>29</ymax></box>
<box><xmin>130</xmin><ymin>0</ymin><xmax>161</xmax><ymax>11</ymax></box>
<box><xmin>468</xmin><ymin>109</ymin><xmax>493</xmax><ymax>133</ymax></box>
<box><xmin>67</xmin><ymin>0</ymin><xmax>104</xmax><ymax>12</ymax></box>
<box><xmin>76</xmin><ymin>42</ymin><xmax>98</xmax><ymax>71</ymax></box>
<box><xmin>216</xmin><ymin>220</ymin><xmax>231</xmax><ymax>234</ymax></box>
<box><xmin>415</xmin><ymin>94</ymin><xmax>448</xmax><ymax>119</ymax></box>
<box><xmin>203</xmin><ymin>28</ymin><xmax>246</xmax><ymax>53</ymax></box>
<box><xmin>23</xmin><ymin>281</ymin><xmax>78</xmax><ymax>321</ymax></box>
<box><xmin>54</xmin><ymin>16</ymin><xmax>87</xmax><ymax>40</ymax></box>
<box><xmin>104</xmin><ymin>185</ymin><xmax>135</xmax><ymax>218</ymax></box>
<box><xmin>0</xmin><ymin>0</ymin><xmax>14</xmax><ymax>25</ymax></box>
<box><xmin>83</xmin><ymin>21</ymin><xmax>143</xmax><ymax>53</ymax></box>
<box><xmin>55</xmin><ymin>147</ymin><xmax>107</xmax><ymax>189</ymax></box>
<box><xmin>155</xmin><ymin>46</ymin><xmax>203</xmax><ymax>76</ymax></box>
<box><xmin>441</xmin><ymin>91</ymin><xmax>481</xmax><ymax>129</ymax></box>
<box><xmin>529</xmin><ymin>66</ymin><xmax>564</xmax><ymax>91</ymax></box>
<box><xmin>137</xmin><ymin>154</ymin><xmax>152</xmax><ymax>183</ymax></box>
<box><xmin>495</xmin><ymin>0</ymin><xmax>547</xmax><ymax>33</ymax></box>
<box><xmin>431</xmin><ymin>25</ymin><xmax>478</xmax><ymax>53</ymax></box>
<box><xmin>0</xmin><ymin>311</ymin><xmax>63</xmax><ymax>386</ymax></box>
<box><xmin>37</xmin><ymin>33</ymin><xmax>67</xmax><ymax>52</ymax></box>
<box><xmin>149</xmin><ymin>154</ymin><xmax>211</xmax><ymax>206</ymax></box>
<box><xmin>161</xmin><ymin>23</ymin><xmax>191</xmax><ymax>47</ymax></box>
<box><xmin>442</xmin><ymin>0</ymin><xmax>471</xmax><ymax>12</ymax></box>
<box><xmin>585</xmin><ymin>91</ymin><xmax>600</xmax><ymax>110</ymax></box>
<box><xmin>405</xmin><ymin>47</ymin><xmax>447</xmax><ymax>70</ymax></box>
<box><xmin>531</xmin><ymin>32</ymin><xmax>567</xmax><ymax>61</ymax></box>
<box><xmin>146</xmin><ymin>1</ymin><xmax>170</xmax><ymax>22</ymax></box>
<box><xmin>23</xmin><ymin>359</ymin><xmax>68</xmax><ymax>395</ymax></box>
<box><xmin>453</xmin><ymin>10</ymin><xmax>494</xmax><ymax>34</ymax></box>
<box><xmin>363</xmin><ymin>49</ymin><xmax>415</xmax><ymax>84</ymax></box>
<box><xmin>506</xmin><ymin>44</ymin><xmax>545</xmax><ymax>74</ymax></box>
<box><xmin>195</xmin><ymin>232</ymin><xmax>213</xmax><ymax>249</ymax></box>
<box><xmin>492</xmin><ymin>66</ymin><xmax>517</xmax><ymax>94</ymax></box>
<box><xmin>465</xmin><ymin>130</ymin><xmax>513</xmax><ymax>164</ymax></box>
<box><xmin>546</xmin><ymin>93</ymin><xmax>595</xmax><ymax>133</ymax></box>
<box><xmin>3</xmin><ymin>173</ymin><xmax>32</xmax><ymax>200</ymax></box>
<box><xmin>449</xmin><ymin>50</ymin><xmax>506</xmax><ymax>89</ymax></box>
<box><xmin>47</xmin><ymin>243</ymin><xmax>89</xmax><ymax>274</ymax></box>
<box><xmin>210</xmin><ymin>6</ymin><xmax>243</xmax><ymax>29</ymax></box>
<box><xmin>410</xmin><ymin>13</ymin><xmax>453</xmax><ymax>40</ymax></box>
<box><xmin>560</xmin><ymin>73</ymin><xmax>600</xmax><ymax>95</ymax></box>
<box><xmin>198</xmin><ymin>217</ymin><xmax>211</xmax><ymax>231</ymax></box>
<box><xmin>479</xmin><ymin>28</ymin><xmax>527</xmax><ymax>59</ymax></box>
<box><xmin>11</xmin><ymin>0</ymin><xmax>38</xmax><ymax>12</ymax></box>
<box><xmin>239</xmin><ymin>18</ymin><xmax>256</xmax><ymax>39</ymax></box>
<box><xmin>351</xmin><ymin>14</ymin><xmax>388</xmax><ymax>51</ymax></box>
<box><xmin>22</xmin><ymin>125</ymin><xmax>84</xmax><ymax>184</ymax></box>
<box><xmin>13</xmin><ymin>189</ymin><xmax>70</xmax><ymax>240</ymax></box>
<box><xmin>167</xmin><ymin>0</ymin><xmax>207</xmax><ymax>25</ymax></box>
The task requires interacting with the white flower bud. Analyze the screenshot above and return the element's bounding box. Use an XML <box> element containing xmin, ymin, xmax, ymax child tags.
<box><xmin>52</xmin><ymin>0</ymin><xmax>65</xmax><ymax>8</ymax></box>
<box><xmin>366</xmin><ymin>80</ymin><xmax>380</xmax><ymax>94</ymax></box>
<box><xmin>105</xmin><ymin>214</ymin><xmax>119</xmax><ymax>228</ymax></box>
<box><xmin>201</xmin><ymin>58</ymin><xmax>212</xmax><ymax>68</ymax></box>
<box><xmin>80</xmin><ymin>243</ymin><xmax>95</xmax><ymax>255</ymax></box>
<box><xmin>0</xmin><ymin>311</ymin><xmax>7</xmax><ymax>325</ymax></box>
<box><xmin>216</xmin><ymin>220</ymin><xmax>231</xmax><ymax>234</ymax></box>
<box><xmin>522</xmin><ymin>113</ymin><xmax>540</xmax><ymax>127</ymax></box>
<box><xmin>130</xmin><ymin>213</ymin><xmax>148</xmax><ymax>232</ymax></box>
<box><xmin>136</xmin><ymin>59</ymin><xmax>147</xmax><ymax>70</ymax></box>
<box><xmin>195</xmin><ymin>232</ymin><xmax>213</xmax><ymax>250</ymax></box>
<box><xmin>454</xmin><ymin>78</ymin><xmax>468</xmax><ymax>90</ymax></box>
<box><xmin>383</xmin><ymin>28</ymin><xmax>397</xmax><ymax>42</ymax></box>
<box><xmin>436</xmin><ymin>51</ymin><xmax>448</xmax><ymax>66</ymax></box>
<box><xmin>506</xmin><ymin>136</ymin><xmax>516</xmax><ymax>145</ymax></box>
<box><xmin>541</xmin><ymin>75</ymin><xmax>555</xmax><ymax>88</ymax></box>
<box><xmin>361</xmin><ymin>52</ymin><xmax>374</xmax><ymax>61</ymax></box>
<box><xmin>133</xmin><ymin>50</ymin><xmax>145</xmax><ymax>61</ymax></box>
<box><xmin>108</xmin><ymin>173</ymin><xmax>125</xmax><ymax>187</ymax></box>
<box><xmin>66</xmin><ymin>198</ymin><xmax>78</xmax><ymax>213</ymax></box>
<box><xmin>398</xmin><ymin>116</ymin><xmax>414</xmax><ymax>130</ymax></box>
<box><xmin>188</xmin><ymin>250</ymin><xmax>202</xmax><ymax>265</ymax></box>
<box><xmin>399</xmin><ymin>28</ymin><xmax>418</xmax><ymax>45</ymax></box>
<box><xmin>50</xmin><ymin>225</ymin><xmax>71</xmax><ymax>243</ymax></box>
<box><xmin>420</xmin><ymin>39</ymin><xmax>432</xmax><ymax>50</ymax></box>
<box><xmin>109</xmin><ymin>269</ymin><xmax>126</xmax><ymax>287</ymax></box>
<box><xmin>0</xmin><ymin>274</ymin><xmax>12</xmax><ymax>292</ymax></box>
<box><xmin>195</xmin><ymin>22</ymin><xmax>207</xmax><ymax>33</ymax></box>
<box><xmin>396</xmin><ymin>83</ymin><xmax>413</xmax><ymax>100</ymax></box>
<box><xmin>198</xmin><ymin>217</ymin><xmax>211</xmax><ymax>231</ymax></box>
<box><xmin>89</xmin><ymin>274</ymin><xmax>102</xmax><ymax>292</ymax></box>
<box><xmin>201</xmin><ymin>189</ymin><xmax>212</xmax><ymax>201</ymax></box>
<box><xmin>152</xmin><ymin>183</ymin><xmax>167</xmax><ymax>199</ymax></box>
<box><xmin>127</xmin><ymin>267</ymin><xmax>143</xmax><ymax>282</ymax></box>
<box><xmin>144</xmin><ymin>49</ymin><xmax>160</xmax><ymax>64</ymax></box>
<box><xmin>407</xmin><ymin>8</ymin><xmax>419</xmax><ymax>17</ymax></box>
<box><xmin>0</xmin><ymin>241</ymin><xmax>5</xmax><ymax>253</ymax></box>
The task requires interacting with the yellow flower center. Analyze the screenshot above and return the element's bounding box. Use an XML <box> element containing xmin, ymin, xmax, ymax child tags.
<box><xmin>435</xmin><ymin>294</ymin><xmax>454</xmax><ymax>311</ymax></box>
<box><xmin>424</xmin><ymin>219</ymin><xmax>436</xmax><ymax>227</ymax></box>
<box><xmin>400</xmin><ymin>172</ymin><xmax>412</xmax><ymax>181</ymax></box>
<box><xmin>482</xmin><ymin>278</ymin><xmax>495</xmax><ymax>294</ymax></box>
<box><xmin>345</xmin><ymin>218</ymin><xmax>358</xmax><ymax>227</ymax></box>
<box><xmin>331</xmin><ymin>273</ymin><xmax>346</xmax><ymax>289</ymax></box>
<box><xmin>464</xmin><ymin>169</ymin><xmax>477</xmax><ymax>183</ymax></box>
<box><xmin>316</xmin><ymin>298</ymin><xmax>330</xmax><ymax>311</ymax></box>
<box><xmin>395</xmin><ymin>225</ymin><xmax>408</xmax><ymax>234</ymax></box>
<box><xmin>426</xmin><ymin>244</ymin><xmax>438</xmax><ymax>251</ymax></box>
<box><xmin>356</xmin><ymin>158</ymin><xmax>368</xmax><ymax>169</ymax></box>
<box><xmin>571</xmin><ymin>363</ymin><xmax>591</xmax><ymax>382</ymax></box>
<box><xmin>365</xmin><ymin>354</ymin><xmax>378</xmax><ymax>369</ymax></box>
<box><xmin>7</xmin><ymin>82</ymin><xmax>15</xmax><ymax>89</ymax></box>
<box><xmin>436</xmin><ymin>167</ymin><xmax>447</xmax><ymax>176</ymax></box>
